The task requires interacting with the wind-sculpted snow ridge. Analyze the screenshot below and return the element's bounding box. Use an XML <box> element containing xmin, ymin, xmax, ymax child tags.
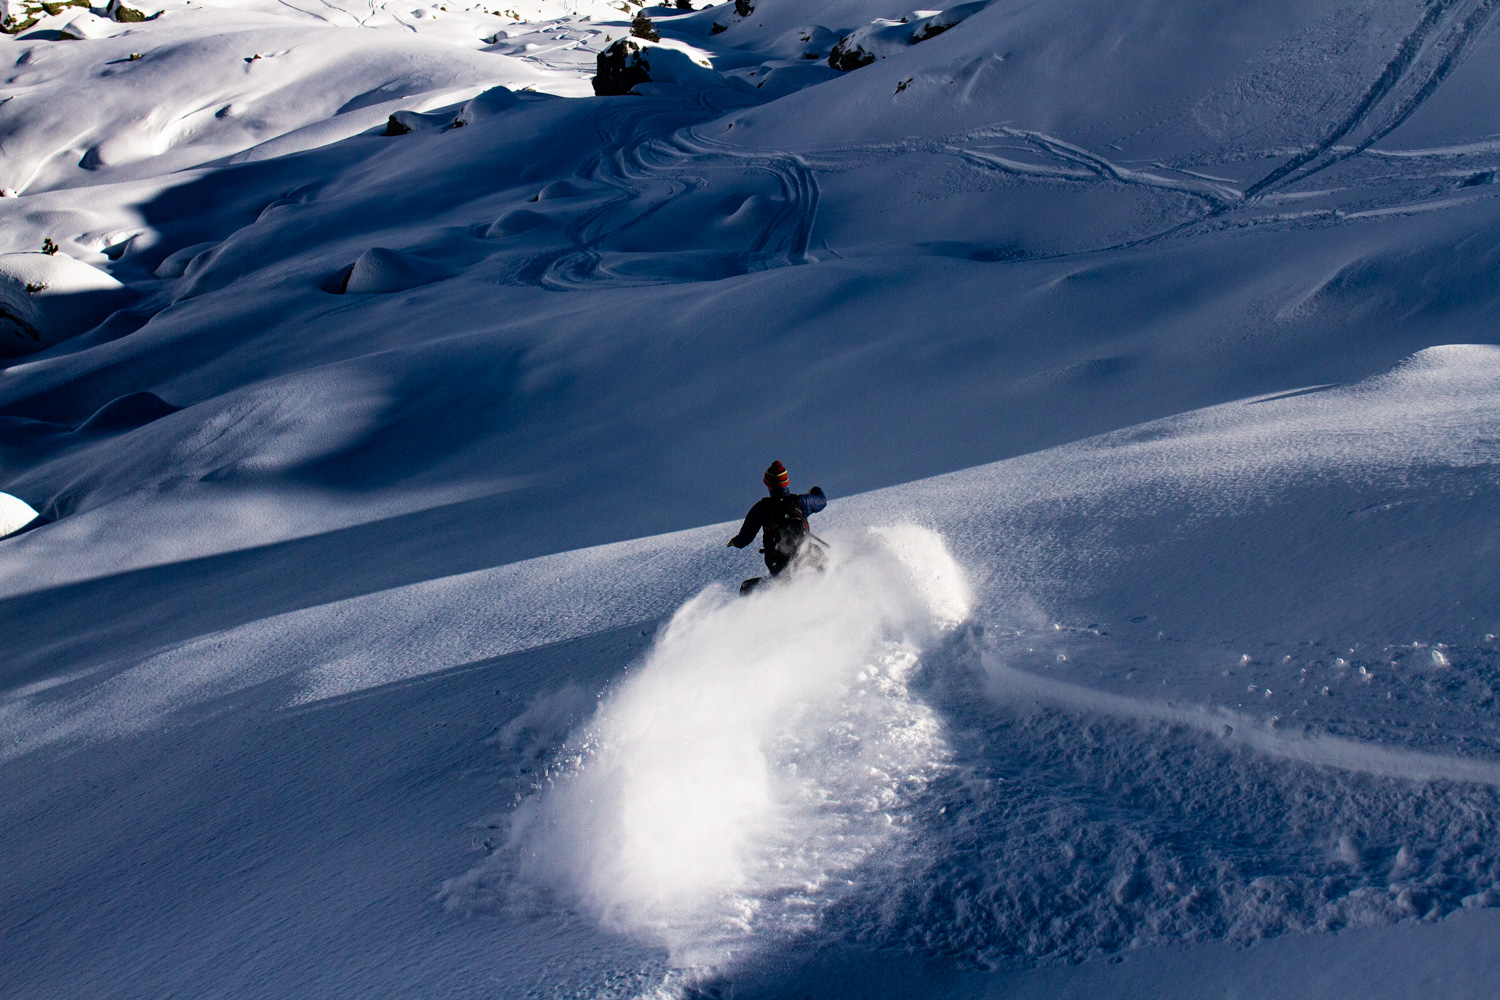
<box><xmin>440</xmin><ymin>525</ymin><xmax>971</xmax><ymax>972</ymax></box>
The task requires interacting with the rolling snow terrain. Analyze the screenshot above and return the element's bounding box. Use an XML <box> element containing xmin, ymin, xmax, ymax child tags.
<box><xmin>4</xmin><ymin>0</ymin><xmax>1500</xmax><ymax>996</ymax></box>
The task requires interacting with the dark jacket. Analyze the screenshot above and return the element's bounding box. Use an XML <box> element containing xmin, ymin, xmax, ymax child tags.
<box><xmin>730</xmin><ymin>487</ymin><xmax>827</xmax><ymax>552</ymax></box>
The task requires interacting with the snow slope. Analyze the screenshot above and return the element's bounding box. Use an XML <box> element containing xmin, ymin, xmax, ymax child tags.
<box><xmin>4</xmin><ymin>0</ymin><xmax>1500</xmax><ymax>995</ymax></box>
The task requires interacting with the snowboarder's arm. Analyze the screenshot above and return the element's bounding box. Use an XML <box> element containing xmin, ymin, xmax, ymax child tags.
<box><xmin>728</xmin><ymin>501</ymin><xmax>765</xmax><ymax>548</ymax></box>
<box><xmin>801</xmin><ymin>487</ymin><xmax>827</xmax><ymax>516</ymax></box>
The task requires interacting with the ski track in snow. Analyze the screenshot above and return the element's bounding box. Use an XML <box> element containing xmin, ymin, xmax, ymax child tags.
<box><xmin>983</xmin><ymin>659</ymin><xmax>1500</xmax><ymax>789</ymax></box>
<box><xmin>1242</xmin><ymin>0</ymin><xmax>1500</xmax><ymax>199</ymax></box>
<box><xmin>537</xmin><ymin>119</ymin><xmax>820</xmax><ymax>288</ymax></box>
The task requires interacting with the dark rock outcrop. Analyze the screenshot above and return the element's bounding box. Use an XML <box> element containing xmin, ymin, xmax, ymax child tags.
<box><xmin>593</xmin><ymin>39</ymin><xmax>651</xmax><ymax>96</ymax></box>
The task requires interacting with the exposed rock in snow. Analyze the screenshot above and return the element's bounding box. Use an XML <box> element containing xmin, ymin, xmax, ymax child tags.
<box><xmin>381</xmin><ymin>88</ymin><xmax>517</xmax><ymax>137</ymax></box>
<box><xmin>104</xmin><ymin>0</ymin><xmax>156</xmax><ymax>21</ymax></box>
<box><xmin>909</xmin><ymin>1</ymin><xmax>982</xmax><ymax>41</ymax></box>
<box><xmin>0</xmin><ymin>252</ymin><xmax>130</xmax><ymax>357</ymax></box>
<box><xmin>828</xmin><ymin>2</ymin><xmax>987</xmax><ymax>72</ymax></box>
<box><xmin>592</xmin><ymin>38</ymin><xmax>722</xmax><ymax>95</ymax></box>
<box><xmin>384</xmin><ymin>108</ymin><xmax>454</xmax><ymax>135</ymax></box>
<box><xmin>593</xmin><ymin>39</ymin><xmax>653</xmax><ymax>96</ymax></box>
<box><xmin>0</xmin><ymin>491</ymin><xmax>39</xmax><ymax>538</ymax></box>
<box><xmin>0</xmin><ymin>0</ymin><xmax>56</xmax><ymax>33</ymax></box>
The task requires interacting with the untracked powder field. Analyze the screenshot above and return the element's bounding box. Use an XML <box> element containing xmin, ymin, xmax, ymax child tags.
<box><xmin>4</xmin><ymin>0</ymin><xmax>1500</xmax><ymax>997</ymax></box>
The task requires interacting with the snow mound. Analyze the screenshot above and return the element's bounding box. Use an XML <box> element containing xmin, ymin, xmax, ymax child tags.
<box><xmin>485</xmin><ymin>209</ymin><xmax>555</xmax><ymax>238</ymax></box>
<box><xmin>58</xmin><ymin>11</ymin><xmax>127</xmax><ymax>39</ymax></box>
<box><xmin>0</xmin><ymin>252</ymin><xmax>129</xmax><ymax>357</ymax></box>
<box><xmin>76</xmin><ymin>391</ymin><xmax>180</xmax><ymax>433</ymax></box>
<box><xmin>455</xmin><ymin>86</ymin><xmax>521</xmax><ymax>127</ymax></box>
<box><xmin>340</xmin><ymin>247</ymin><xmax>448</xmax><ymax>294</ymax></box>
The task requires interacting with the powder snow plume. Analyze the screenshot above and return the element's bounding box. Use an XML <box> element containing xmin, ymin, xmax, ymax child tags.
<box><xmin>449</xmin><ymin>525</ymin><xmax>969</xmax><ymax>970</ymax></box>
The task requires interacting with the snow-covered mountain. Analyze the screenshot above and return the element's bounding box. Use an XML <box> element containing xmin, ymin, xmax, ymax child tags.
<box><xmin>4</xmin><ymin>0</ymin><xmax>1500</xmax><ymax>996</ymax></box>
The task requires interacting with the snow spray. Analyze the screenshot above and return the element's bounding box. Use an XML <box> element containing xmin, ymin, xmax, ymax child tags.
<box><xmin>509</xmin><ymin>525</ymin><xmax>970</xmax><ymax>967</ymax></box>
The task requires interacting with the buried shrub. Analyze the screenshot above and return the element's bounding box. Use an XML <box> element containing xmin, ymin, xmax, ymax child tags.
<box><xmin>104</xmin><ymin>0</ymin><xmax>157</xmax><ymax>23</ymax></box>
<box><xmin>629</xmin><ymin>11</ymin><xmax>658</xmax><ymax>41</ymax></box>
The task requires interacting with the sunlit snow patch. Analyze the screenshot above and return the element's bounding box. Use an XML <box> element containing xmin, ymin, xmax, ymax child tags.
<box><xmin>0</xmin><ymin>491</ymin><xmax>39</xmax><ymax>538</ymax></box>
<box><xmin>445</xmin><ymin>525</ymin><xmax>970</xmax><ymax>969</ymax></box>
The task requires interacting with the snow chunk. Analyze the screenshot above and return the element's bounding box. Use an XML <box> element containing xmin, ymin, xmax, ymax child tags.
<box><xmin>0</xmin><ymin>492</ymin><xmax>39</xmax><ymax>538</ymax></box>
<box><xmin>0</xmin><ymin>252</ymin><xmax>130</xmax><ymax>357</ymax></box>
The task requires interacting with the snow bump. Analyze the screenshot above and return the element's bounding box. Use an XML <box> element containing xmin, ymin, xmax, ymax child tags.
<box><xmin>339</xmin><ymin>247</ymin><xmax>449</xmax><ymax>294</ymax></box>
<box><xmin>0</xmin><ymin>252</ymin><xmax>130</xmax><ymax>357</ymax></box>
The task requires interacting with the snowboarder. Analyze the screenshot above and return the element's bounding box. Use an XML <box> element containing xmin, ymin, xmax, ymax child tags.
<box><xmin>727</xmin><ymin>460</ymin><xmax>827</xmax><ymax>594</ymax></box>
